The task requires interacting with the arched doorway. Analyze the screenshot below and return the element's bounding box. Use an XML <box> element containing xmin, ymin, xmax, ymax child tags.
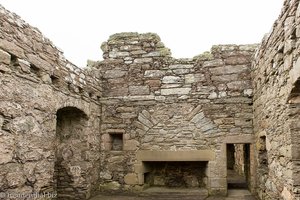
<box><xmin>54</xmin><ymin>107</ymin><xmax>88</xmax><ymax>200</ymax></box>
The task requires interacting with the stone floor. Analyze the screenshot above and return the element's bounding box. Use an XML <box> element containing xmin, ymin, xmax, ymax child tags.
<box><xmin>90</xmin><ymin>170</ymin><xmax>256</xmax><ymax>200</ymax></box>
<box><xmin>90</xmin><ymin>188</ymin><xmax>256</xmax><ymax>200</ymax></box>
<box><xmin>227</xmin><ymin>169</ymin><xmax>248</xmax><ymax>189</ymax></box>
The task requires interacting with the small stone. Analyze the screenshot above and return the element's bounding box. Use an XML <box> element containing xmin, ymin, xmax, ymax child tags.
<box><xmin>18</xmin><ymin>59</ymin><xmax>31</xmax><ymax>73</ymax></box>
<box><xmin>41</xmin><ymin>73</ymin><xmax>52</xmax><ymax>84</ymax></box>
<box><xmin>208</xmin><ymin>92</ymin><xmax>218</xmax><ymax>99</ymax></box>
<box><xmin>0</xmin><ymin>64</ymin><xmax>11</xmax><ymax>73</ymax></box>
<box><xmin>0</xmin><ymin>49</ymin><xmax>11</xmax><ymax>65</ymax></box>
<box><xmin>244</xmin><ymin>89</ymin><xmax>253</xmax><ymax>96</ymax></box>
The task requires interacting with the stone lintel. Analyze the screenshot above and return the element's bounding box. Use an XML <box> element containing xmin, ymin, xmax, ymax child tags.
<box><xmin>106</xmin><ymin>129</ymin><xmax>125</xmax><ymax>134</ymax></box>
<box><xmin>223</xmin><ymin>134</ymin><xmax>254</xmax><ymax>144</ymax></box>
<box><xmin>136</xmin><ymin>150</ymin><xmax>215</xmax><ymax>162</ymax></box>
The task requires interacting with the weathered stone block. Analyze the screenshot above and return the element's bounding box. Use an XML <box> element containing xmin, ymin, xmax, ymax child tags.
<box><xmin>227</xmin><ymin>81</ymin><xmax>251</xmax><ymax>90</ymax></box>
<box><xmin>0</xmin><ymin>39</ymin><xmax>25</xmax><ymax>58</ymax></box>
<box><xmin>185</xmin><ymin>73</ymin><xmax>205</xmax><ymax>84</ymax></box>
<box><xmin>144</xmin><ymin>70</ymin><xmax>166</xmax><ymax>78</ymax></box>
<box><xmin>162</xmin><ymin>76</ymin><xmax>181</xmax><ymax>84</ymax></box>
<box><xmin>104</xmin><ymin>69</ymin><xmax>127</xmax><ymax>78</ymax></box>
<box><xmin>0</xmin><ymin>64</ymin><xmax>11</xmax><ymax>73</ymax></box>
<box><xmin>169</xmin><ymin>64</ymin><xmax>193</xmax><ymax>69</ymax></box>
<box><xmin>209</xmin><ymin>178</ymin><xmax>226</xmax><ymax>188</ymax></box>
<box><xmin>129</xmin><ymin>85</ymin><xmax>150</xmax><ymax>95</ymax></box>
<box><xmin>27</xmin><ymin>54</ymin><xmax>51</xmax><ymax>71</ymax></box>
<box><xmin>209</xmin><ymin>65</ymin><xmax>248</xmax><ymax>75</ymax></box>
<box><xmin>124</xmin><ymin>140</ymin><xmax>139</xmax><ymax>151</ymax></box>
<box><xmin>161</xmin><ymin>88</ymin><xmax>191</xmax><ymax>95</ymax></box>
<box><xmin>134</xmin><ymin>58</ymin><xmax>152</xmax><ymax>63</ymax></box>
<box><xmin>173</xmin><ymin>68</ymin><xmax>190</xmax><ymax>75</ymax></box>
<box><xmin>109</xmin><ymin>51</ymin><xmax>130</xmax><ymax>58</ymax></box>
<box><xmin>203</xmin><ymin>59</ymin><xmax>224</xmax><ymax>67</ymax></box>
<box><xmin>211</xmin><ymin>74</ymin><xmax>239</xmax><ymax>82</ymax></box>
<box><xmin>124</xmin><ymin>173</ymin><xmax>138</xmax><ymax>185</ymax></box>
<box><xmin>100</xmin><ymin>181</ymin><xmax>121</xmax><ymax>191</ymax></box>
<box><xmin>224</xmin><ymin>56</ymin><xmax>249</xmax><ymax>65</ymax></box>
<box><xmin>142</xmin><ymin>51</ymin><xmax>161</xmax><ymax>57</ymax></box>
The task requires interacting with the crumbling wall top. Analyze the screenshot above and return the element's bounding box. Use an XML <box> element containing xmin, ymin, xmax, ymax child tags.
<box><xmin>101</xmin><ymin>32</ymin><xmax>172</xmax><ymax>60</ymax></box>
<box><xmin>0</xmin><ymin>5</ymin><xmax>101</xmax><ymax>102</ymax></box>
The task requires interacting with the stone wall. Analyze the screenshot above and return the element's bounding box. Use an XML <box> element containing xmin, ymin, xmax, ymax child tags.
<box><xmin>94</xmin><ymin>32</ymin><xmax>257</xmax><ymax>195</ymax></box>
<box><xmin>0</xmin><ymin>5</ymin><xmax>101</xmax><ymax>200</ymax></box>
<box><xmin>4</xmin><ymin>0</ymin><xmax>300</xmax><ymax>198</ymax></box>
<box><xmin>252</xmin><ymin>0</ymin><xmax>300</xmax><ymax>199</ymax></box>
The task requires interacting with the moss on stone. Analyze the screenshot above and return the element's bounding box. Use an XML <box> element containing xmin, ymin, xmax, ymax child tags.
<box><xmin>193</xmin><ymin>51</ymin><xmax>213</xmax><ymax>61</ymax></box>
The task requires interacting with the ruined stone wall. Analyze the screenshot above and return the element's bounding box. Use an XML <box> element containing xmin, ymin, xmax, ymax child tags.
<box><xmin>252</xmin><ymin>0</ymin><xmax>300</xmax><ymax>199</ymax></box>
<box><xmin>95</xmin><ymin>32</ymin><xmax>257</xmax><ymax>194</ymax></box>
<box><xmin>0</xmin><ymin>5</ymin><xmax>101</xmax><ymax>200</ymax></box>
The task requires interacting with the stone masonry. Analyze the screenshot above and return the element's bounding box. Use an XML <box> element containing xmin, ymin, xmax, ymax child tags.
<box><xmin>1</xmin><ymin>0</ymin><xmax>300</xmax><ymax>199</ymax></box>
<box><xmin>96</xmin><ymin>33</ymin><xmax>256</xmax><ymax>196</ymax></box>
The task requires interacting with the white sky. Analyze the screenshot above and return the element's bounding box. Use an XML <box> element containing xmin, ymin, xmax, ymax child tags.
<box><xmin>0</xmin><ymin>0</ymin><xmax>283</xmax><ymax>68</ymax></box>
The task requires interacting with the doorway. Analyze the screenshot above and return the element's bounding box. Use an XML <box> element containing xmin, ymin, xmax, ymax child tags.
<box><xmin>227</xmin><ymin>143</ymin><xmax>251</xmax><ymax>190</ymax></box>
<box><xmin>54</xmin><ymin>106</ymin><xmax>88</xmax><ymax>200</ymax></box>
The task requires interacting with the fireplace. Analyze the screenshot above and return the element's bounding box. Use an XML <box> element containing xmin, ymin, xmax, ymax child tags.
<box><xmin>134</xmin><ymin>150</ymin><xmax>214</xmax><ymax>191</ymax></box>
<box><xmin>144</xmin><ymin>161</ymin><xmax>208</xmax><ymax>188</ymax></box>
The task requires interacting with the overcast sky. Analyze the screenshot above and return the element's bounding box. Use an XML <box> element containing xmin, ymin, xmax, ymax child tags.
<box><xmin>0</xmin><ymin>0</ymin><xmax>283</xmax><ymax>68</ymax></box>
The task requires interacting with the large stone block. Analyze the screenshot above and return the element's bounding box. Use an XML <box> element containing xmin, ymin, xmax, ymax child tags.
<box><xmin>161</xmin><ymin>88</ymin><xmax>191</xmax><ymax>95</ymax></box>
<box><xmin>225</xmin><ymin>56</ymin><xmax>249</xmax><ymax>65</ymax></box>
<box><xmin>209</xmin><ymin>178</ymin><xmax>227</xmax><ymax>188</ymax></box>
<box><xmin>109</xmin><ymin>51</ymin><xmax>130</xmax><ymax>58</ymax></box>
<box><xmin>211</xmin><ymin>74</ymin><xmax>239</xmax><ymax>82</ymax></box>
<box><xmin>185</xmin><ymin>73</ymin><xmax>205</xmax><ymax>84</ymax></box>
<box><xmin>144</xmin><ymin>70</ymin><xmax>166</xmax><ymax>78</ymax></box>
<box><xmin>0</xmin><ymin>39</ymin><xmax>25</xmax><ymax>58</ymax></box>
<box><xmin>129</xmin><ymin>85</ymin><xmax>150</xmax><ymax>95</ymax></box>
<box><xmin>124</xmin><ymin>140</ymin><xmax>139</xmax><ymax>151</ymax></box>
<box><xmin>169</xmin><ymin>64</ymin><xmax>193</xmax><ymax>69</ymax></box>
<box><xmin>104</xmin><ymin>69</ymin><xmax>127</xmax><ymax>78</ymax></box>
<box><xmin>124</xmin><ymin>173</ymin><xmax>138</xmax><ymax>185</ymax></box>
<box><xmin>203</xmin><ymin>59</ymin><xmax>224</xmax><ymax>67</ymax></box>
<box><xmin>162</xmin><ymin>76</ymin><xmax>181</xmax><ymax>84</ymax></box>
<box><xmin>209</xmin><ymin>65</ymin><xmax>248</xmax><ymax>75</ymax></box>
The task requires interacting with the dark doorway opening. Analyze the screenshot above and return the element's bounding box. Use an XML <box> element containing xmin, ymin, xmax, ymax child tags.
<box><xmin>227</xmin><ymin>144</ymin><xmax>251</xmax><ymax>190</ymax></box>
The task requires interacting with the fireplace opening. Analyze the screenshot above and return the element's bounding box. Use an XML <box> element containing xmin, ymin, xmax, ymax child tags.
<box><xmin>143</xmin><ymin>161</ymin><xmax>208</xmax><ymax>188</ymax></box>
